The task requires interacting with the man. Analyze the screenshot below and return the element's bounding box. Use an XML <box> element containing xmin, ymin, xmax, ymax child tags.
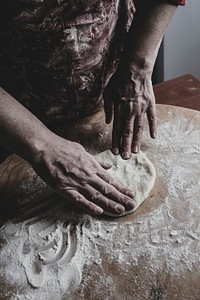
<box><xmin>0</xmin><ymin>0</ymin><xmax>185</xmax><ymax>216</ymax></box>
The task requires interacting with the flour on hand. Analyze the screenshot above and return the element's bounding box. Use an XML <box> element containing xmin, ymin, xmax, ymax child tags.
<box><xmin>96</xmin><ymin>150</ymin><xmax>156</xmax><ymax>217</ymax></box>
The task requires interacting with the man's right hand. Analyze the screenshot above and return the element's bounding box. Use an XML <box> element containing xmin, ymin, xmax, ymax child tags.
<box><xmin>32</xmin><ymin>135</ymin><xmax>135</xmax><ymax>215</ymax></box>
<box><xmin>0</xmin><ymin>87</ymin><xmax>135</xmax><ymax>215</ymax></box>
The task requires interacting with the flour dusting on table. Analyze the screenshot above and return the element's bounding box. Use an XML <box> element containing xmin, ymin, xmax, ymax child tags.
<box><xmin>0</xmin><ymin>106</ymin><xmax>200</xmax><ymax>299</ymax></box>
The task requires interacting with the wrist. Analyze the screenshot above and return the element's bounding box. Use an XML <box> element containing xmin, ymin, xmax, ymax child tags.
<box><xmin>130</xmin><ymin>55</ymin><xmax>154</xmax><ymax>76</ymax></box>
<box><xmin>116</xmin><ymin>60</ymin><xmax>153</xmax><ymax>91</ymax></box>
<box><xmin>120</xmin><ymin>53</ymin><xmax>155</xmax><ymax>76</ymax></box>
<box><xmin>26</xmin><ymin>128</ymin><xmax>56</xmax><ymax>167</ymax></box>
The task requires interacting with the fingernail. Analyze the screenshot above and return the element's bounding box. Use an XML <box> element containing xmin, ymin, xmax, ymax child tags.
<box><xmin>122</xmin><ymin>152</ymin><xmax>130</xmax><ymax>160</ymax></box>
<box><xmin>126</xmin><ymin>201</ymin><xmax>135</xmax><ymax>210</ymax></box>
<box><xmin>152</xmin><ymin>131</ymin><xmax>157</xmax><ymax>139</ymax></box>
<box><xmin>95</xmin><ymin>207</ymin><xmax>103</xmax><ymax>214</ymax></box>
<box><xmin>112</xmin><ymin>148</ymin><xmax>119</xmax><ymax>155</ymax></box>
<box><xmin>104</xmin><ymin>163</ymin><xmax>112</xmax><ymax>169</ymax></box>
<box><xmin>126</xmin><ymin>191</ymin><xmax>135</xmax><ymax>198</ymax></box>
<box><xmin>133</xmin><ymin>145</ymin><xmax>139</xmax><ymax>153</ymax></box>
<box><xmin>115</xmin><ymin>205</ymin><xmax>125</xmax><ymax>213</ymax></box>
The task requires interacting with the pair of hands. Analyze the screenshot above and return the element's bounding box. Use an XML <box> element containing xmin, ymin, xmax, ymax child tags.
<box><xmin>32</xmin><ymin>70</ymin><xmax>157</xmax><ymax>216</ymax></box>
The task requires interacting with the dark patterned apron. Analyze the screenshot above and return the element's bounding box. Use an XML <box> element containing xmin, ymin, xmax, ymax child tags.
<box><xmin>0</xmin><ymin>0</ymin><xmax>134</xmax><ymax>124</ymax></box>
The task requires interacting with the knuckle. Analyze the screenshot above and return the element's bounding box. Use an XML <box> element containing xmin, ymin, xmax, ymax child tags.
<box><xmin>126</xmin><ymin>120</ymin><xmax>133</xmax><ymax>126</ymax></box>
<box><xmin>103</xmin><ymin>185</ymin><xmax>114</xmax><ymax>196</ymax></box>
<box><xmin>91</xmin><ymin>192</ymin><xmax>101</xmax><ymax>202</ymax></box>
<box><xmin>75</xmin><ymin>195</ymin><xmax>83</xmax><ymax>203</ymax></box>
<box><xmin>123</xmin><ymin>128</ymin><xmax>133</xmax><ymax>137</ymax></box>
<box><xmin>103</xmin><ymin>198</ymin><xmax>110</xmax><ymax>206</ymax></box>
<box><xmin>74</xmin><ymin>142</ymin><xmax>85</xmax><ymax>151</ymax></box>
<box><xmin>119</xmin><ymin>186</ymin><xmax>128</xmax><ymax>194</ymax></box>
<box><xmin>149</xmin><ymin>114</ymin><xmax>155</xmax><ymax>121</ymax></box>
<box><xmin>135</xmin><ymin>123</ymin><xmax>144</xmax><ymax>132</ymax></box>
<box><xmin>107</xmin><ymin>178</ymin><xmax>115</xmax><ymax>186</ymax></box>
<box><xmin>83</xmin><ymin>175</ymin><xmax>92</xmax><ymax>185</ymax></box>
<box><xmin>132</xmin><ymin>101</ymin><xmax>139</xmax><ymax>111</ymax></box>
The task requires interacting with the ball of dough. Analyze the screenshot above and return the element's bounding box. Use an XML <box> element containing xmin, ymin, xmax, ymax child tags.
<box><xmin>96</xmin><ymin>150</ymin><xmax>156</xmax><ymax>217</ymax></box>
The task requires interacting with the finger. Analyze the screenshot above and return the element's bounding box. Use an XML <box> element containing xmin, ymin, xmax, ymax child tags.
<box><xmin>147</xmin><ymin>106</ymin><xmax>157</xmax><ymax>139</ymax></box>
<box><xmin>121</xmin><ymin>118</ymin><xmax>135</xmax><ymax>160</ymax></box>
<box><xmin>91</xmin><ymin>174</ymin><xmax>135</xmax><ymax>210</ymax></box>
<box><xmin>103</xmin><ymin>89</ymin><xmax>113</xmax><ymax>124</ymax></box>
<box><xmin>61</xmin><ymin>189</ymin><xmax>103</xmax><ymax>215</ymax></box>
<box><xmin>112</xmin><ymin>103</ymin><xmax>123</xmax><ymax>155</ymax></box>
<box><xmin>132</xmin><ymin>115</ymin><xmax>144</xmax><ymax>153</ymax></box>
<box><xmin>80</xmin><ymin>184</ymin><xmax>125</xmax><ymax>214</ymax></box>
<box><xmin>95</xmin><ymin>158</ymin><xmax>112</xmax><ymax>170</ymax></box>
<box><xmin>97</xmin><ymin>170</ymin><xmax>135</xmax><ymax>199</ymax></box>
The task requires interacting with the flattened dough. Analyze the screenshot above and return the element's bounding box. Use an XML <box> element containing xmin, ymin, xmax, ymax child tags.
<box><xmin>96</xmin><ymin>150</ymin><xmax>156</xmax><ymax>217</ymax></box>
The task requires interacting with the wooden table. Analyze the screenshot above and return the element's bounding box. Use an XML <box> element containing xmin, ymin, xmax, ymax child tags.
<box><xmin>154</xmin><ymin>73</ymin><xmax>200</xmax><ymax>110</ymax></box>
<box><xmin>1</xmin><ymin>74</ymin><xmax>200</xmax><ymax>300</ymax></box>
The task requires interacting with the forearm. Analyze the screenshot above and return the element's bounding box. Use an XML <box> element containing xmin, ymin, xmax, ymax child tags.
<box><xmin>104</xmin><ymin>1</ymin><xmax>178</xmax><ymax>157</ymax></box>
<box><xmin>120</xmin><ymin>0</ymin><xmax>177</xmax><ymax>74</ymax></box>
<box><xmin>0</xmin><ymin>89</ymin><xmax>137</xmax><ymax>215</ymax></box>
<box><xmin>0</xmin><ymin>87</ymin><xmax>53</xmax><ymax>163</ymax></box>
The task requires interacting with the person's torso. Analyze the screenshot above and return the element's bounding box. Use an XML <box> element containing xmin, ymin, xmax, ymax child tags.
<box><xmin>0</xmin><ymin>0</ymin><xmax>134</xmax><ymax>124</ymax></box>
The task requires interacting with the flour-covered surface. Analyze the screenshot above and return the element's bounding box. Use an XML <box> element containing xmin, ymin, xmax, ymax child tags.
<box><xmin>0</xmin><ymin>105</ymin><xmax>200</xmax><ymax>300</ymax></box>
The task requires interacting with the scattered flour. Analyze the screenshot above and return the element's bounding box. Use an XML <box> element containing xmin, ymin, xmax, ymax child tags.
<box><xmin>0</xmin><ymin>106</ymin><xmax>200</xmax><ymax>299</ymax></box>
